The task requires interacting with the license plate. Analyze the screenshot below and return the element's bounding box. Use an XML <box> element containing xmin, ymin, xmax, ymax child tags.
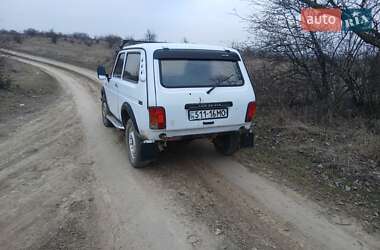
<box><xmin>188</xmin><ymin>109</ymin><xmax>228</xmax><ymax>121</ymax></box>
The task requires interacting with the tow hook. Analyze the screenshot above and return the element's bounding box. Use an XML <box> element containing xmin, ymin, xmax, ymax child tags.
<box><xmin>159</xmin><ymin>133</ymin><xmax>167</xmax><ymax>140</ymax></box>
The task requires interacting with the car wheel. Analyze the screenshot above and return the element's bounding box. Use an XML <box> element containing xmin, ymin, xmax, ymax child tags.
<box><xmin>125</xmin><ymin>120</ymin><xmax>149</xmax><ymax>168</ymax></box>
<box><xmin>101</xmin><ymin>98</ymin><xmax>113</xmax><ymax>128</ymax></box>
<box><xmin>213</xmin><ymin>133</ymin><xmax>240</xmax><ymax>156</ymax></box>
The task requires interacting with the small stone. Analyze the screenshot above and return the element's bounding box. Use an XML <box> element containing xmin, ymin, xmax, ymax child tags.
<box><xmin>187</xmin><ymin>234</ymin><xmax>201</xmax><ymax>245</ymax></box>
<box><xmin>345</xmin><ymin>185</ymin><xmax>351</xmax><ymax>192</ymax></box>
<box><xmin>215</xmin><ymin>228</ymin><xmax>223</xmax><ymax>236</ymax></box>
<box><xmin>19</xmin><ymin>103</ymin><xmax>25</xmax><ymax>107</ymax></box>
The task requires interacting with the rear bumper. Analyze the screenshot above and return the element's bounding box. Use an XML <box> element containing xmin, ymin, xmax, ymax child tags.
<box><xmin>142</xmin><ymin>123</ymin><xmax>255</xmax><ymax>148</ymax></box>
<box><xmin>143</xmin><ymin>124</ymin><xmax>251</xmax><ymax>141</ymax></box>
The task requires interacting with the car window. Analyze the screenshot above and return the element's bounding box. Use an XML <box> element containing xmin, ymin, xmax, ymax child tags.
<box><xmin>159</xmin><ymin>60</ymin><xmax>244</xmax><ymax>88</ymax></box>
<box><xmin>112</xmin><ymin>53</ymin><xmax>125</xmax><ymax>78</ymax></box>
<box><xmin>123</xmin><ymin>53</ymin><xmax>140</xmax><ymax>83</ymax></box>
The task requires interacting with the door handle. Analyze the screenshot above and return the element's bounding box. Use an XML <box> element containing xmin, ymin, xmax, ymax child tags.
<box><xmin>115</xmin><ymin>83</ymin><xmax>118</xmax><ymax>88</ymax></box>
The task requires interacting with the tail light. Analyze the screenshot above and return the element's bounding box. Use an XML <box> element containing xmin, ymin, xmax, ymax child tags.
<box><xmin>149</xmin><ymin>107</ymin><xmax>166</xmax><ymax>129</ymax></box>
<box><xmin>245</xmin><ymin>101</ymin><xmax>256</xmax><ymax>122</ymax></box>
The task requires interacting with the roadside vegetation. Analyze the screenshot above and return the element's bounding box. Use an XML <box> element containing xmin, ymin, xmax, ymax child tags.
<box><xmin>236</xmin><ymin>0</ymin><xmax>380</xmax><ymax>234</ymax></box>
<box><xmin>0</xmin><ymin>57</ymin><xmax>11</xmax><ymax>90</ymax></box>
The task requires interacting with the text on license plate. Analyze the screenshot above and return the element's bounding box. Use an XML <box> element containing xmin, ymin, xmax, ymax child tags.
<box><xmin>188</xmin><ymin>109</ymin><xmax>228</xmax><ymax>121</ymax></box>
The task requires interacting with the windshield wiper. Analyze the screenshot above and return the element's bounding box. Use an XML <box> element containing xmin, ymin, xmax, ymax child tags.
<box><xmin>206</xmin><ymin>74</ymin><xmax>234</xmax><ymax>94</ymax></box>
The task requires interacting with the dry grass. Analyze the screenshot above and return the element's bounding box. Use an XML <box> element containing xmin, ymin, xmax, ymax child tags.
<box><xmin>1</xmin><ymin>36</ymin><xmax>115</xmax><ymax>71</ymax></box>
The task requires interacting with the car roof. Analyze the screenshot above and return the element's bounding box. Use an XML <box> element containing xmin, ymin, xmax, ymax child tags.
<box><xmin>122</xmin><ymin>43</ymin><xmax>237</xmax><ymax>53</ymax></box>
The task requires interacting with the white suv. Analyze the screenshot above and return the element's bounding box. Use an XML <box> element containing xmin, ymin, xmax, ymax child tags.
<box><xmin>97</xmin><ymin>41</ymin><xmax>256</xmax><ymax>167</ymax></box>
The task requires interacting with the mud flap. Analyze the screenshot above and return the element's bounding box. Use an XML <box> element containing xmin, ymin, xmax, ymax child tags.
<box><xmin>141</xmin><ymin>143</ymin><xmax>159</xmax><ymax>161</ymax></box>
<box><xmin>240</xmin><ymin>131</ymin><xmax>255</xmax><ymax>148</ymax></box>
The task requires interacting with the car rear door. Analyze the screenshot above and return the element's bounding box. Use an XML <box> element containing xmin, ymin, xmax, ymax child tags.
<box><xmin>153</xmin><ymin>49</ymin><xmax>255</xmax><ymax>132</ymax></box>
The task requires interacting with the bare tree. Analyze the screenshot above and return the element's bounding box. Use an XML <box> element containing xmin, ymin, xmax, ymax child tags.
<box><xmin>144</xmin><ymin>29</ymin><xmax>157</xmax><ymax>42</ymax></box>
<box><xmin>246</xmin><ymin>0</ymin><xmax>380</xmax><ymax>115</ymax></box>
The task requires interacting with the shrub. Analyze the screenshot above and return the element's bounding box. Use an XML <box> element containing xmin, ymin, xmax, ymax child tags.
<box><xmin>24</xmin><ymin>28</ymin><xmax>39</xmax><ymax>37</ymax></box>
<box><xmin>0</xmin><ymin>58</ymin><xmax>11</xmax><ymax>90</ymax></box>
<box><xmin>13</xmin><ymin>34</ymin><xmax>23</xmax><ymax>44</ymax></box>
<box><xmin>46</xmin><ymin>29</ymin><xmax>58</xmax><ymax>44</ymax></box>
<box><xmin>103</xmin><ymin>35</ymin><xmax>122</xmax><ymax>48</ymax></box>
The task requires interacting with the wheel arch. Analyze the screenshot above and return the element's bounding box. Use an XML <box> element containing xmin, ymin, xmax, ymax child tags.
<box><xmin>121</xmin><ymin>102</ymin><xmax>140</xmax><ymax>133</ymax></box>
<box><xmin>101</xmin><ymin>87</ymin><xmax>107</xmax><ymax>102</ymax></box>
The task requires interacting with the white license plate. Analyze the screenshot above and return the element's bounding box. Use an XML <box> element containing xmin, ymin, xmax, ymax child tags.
<box><xmin>188</xmin><ymin>109</ymin><xmax>228</xmax><ymax>121</ymax></box>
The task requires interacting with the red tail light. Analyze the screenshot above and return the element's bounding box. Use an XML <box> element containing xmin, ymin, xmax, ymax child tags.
<box><xmin>149</xmin><ymin>107</ymin><xmax>166</xmax><ymax>129</ymax></box>
<box><xmin>245</xmin><ymin>101</ymin><xmax>256</xmax><ymax>122</ymax></box>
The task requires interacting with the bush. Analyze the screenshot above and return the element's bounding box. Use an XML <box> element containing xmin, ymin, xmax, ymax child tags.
<box><xmin>46</xmin><ymin>29</ymin><xmax>58</xmax><ymax>44</ymax></box>
<box><xmin>72</xmin><ymin>32</ymin><xmax>90</xmax><ymax>41</ymax></box>
<box><xmin>0</xmin><ymin>58</ymin><xmax>11</xmax><ymax>90</ymax></box>
<box><xmin>103</xmin><ymin>35</ymin><xmax>122</xmax><ymax>48</ymax></box>
<box><xmin>13</xmin><ymin>34</ymin><xmax>23</xmax><ymax>44</ymax></box>
<box><xmin>84</xmin><ymin>40</ymin><xmax>93</xmax><ymax>47</ymax></box>
<box><xmin>24</xmin><ymin>28</ymin><xmax>39</xmax><ymax>37</ymax></box>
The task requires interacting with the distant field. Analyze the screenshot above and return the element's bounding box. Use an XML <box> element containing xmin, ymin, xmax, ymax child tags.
<box><xmin>1</xmin><ymin>36</ymin><xmax>115</xmax><ymax>71</ymax></box>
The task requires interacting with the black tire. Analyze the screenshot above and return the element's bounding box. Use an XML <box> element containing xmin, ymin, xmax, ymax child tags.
<box><xmin>125</xmin><ymin>120</ymin><xmax>149</xmax><ymax>168</ymax></box>
<box><xmin>101</xmin><ymin>98</ymin><xmax>113</xmax><ymax>128</ymax></box>
<box><xmin>213</xmin><ymin>133</ymin><xmax>240</xmax><ymax>156</ymax></box>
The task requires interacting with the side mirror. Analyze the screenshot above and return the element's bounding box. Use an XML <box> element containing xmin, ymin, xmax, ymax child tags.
<box><xmin>97</xmin><ymin>65</ymin><xmax>109</xmax><ymax>81</ymax></box>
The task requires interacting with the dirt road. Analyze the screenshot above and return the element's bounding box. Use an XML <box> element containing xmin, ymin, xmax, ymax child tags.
<box><xmin>1</xmin><ymin>49</ymin><xmax>379</xmax><ymax>250</ymax></box>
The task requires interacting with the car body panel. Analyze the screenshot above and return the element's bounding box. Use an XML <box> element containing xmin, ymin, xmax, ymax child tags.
<box><xmin>102</xmin><ymin>43</ymin><xmax>256</xmax><ymax>142</ymax></box>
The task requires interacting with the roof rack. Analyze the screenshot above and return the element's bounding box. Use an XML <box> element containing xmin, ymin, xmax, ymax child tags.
<box><xmin>119</xmin><ymin>39</ymin><xmax>162</xmax><ymax>49</ymax></box>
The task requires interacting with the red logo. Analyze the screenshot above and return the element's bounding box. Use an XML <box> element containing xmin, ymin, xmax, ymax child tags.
<box><xmin>301</xmin><ymin>8</ymin><xmax>342</xmax><ymax>32</ymax></box>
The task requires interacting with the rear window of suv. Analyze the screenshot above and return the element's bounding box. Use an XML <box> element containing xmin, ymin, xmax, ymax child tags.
<box><xmin>159</xmin><ymin>60</ymin><xmax>244</xmax><ymax>88</ymax></box>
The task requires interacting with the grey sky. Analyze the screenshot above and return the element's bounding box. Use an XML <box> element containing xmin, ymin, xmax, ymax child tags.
<box><xmin>0</xmin><ymin>0</ymin><xmax>253</xmax><ymax>46</ymax></box>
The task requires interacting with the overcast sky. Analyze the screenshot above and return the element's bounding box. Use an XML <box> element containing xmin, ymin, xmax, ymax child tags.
<box><xmin>0</xmin><ymin>0</ymin><xmax>254</xmax><ymax>46</ymax></box>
